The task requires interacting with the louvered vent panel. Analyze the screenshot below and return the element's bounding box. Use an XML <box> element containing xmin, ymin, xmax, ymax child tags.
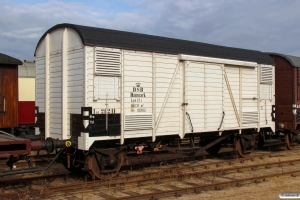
<box><xmin>261</xmin><ymin>66</ymin><xmax>273</xmax><ymax>85</ymax></box>
<box><xmin>124</xmin><ymin>114</ymin><xmax>153</xmax><ymax>131</ymax></box>
<box><xmin>242</xmin><ymin>111</ymin><xmax>258</xmax><ymax>124</ymax></box>
<box><xmin>95</xmin><ymin>48</ymin><xmax>121</xmax><ymax>76</ymax></box>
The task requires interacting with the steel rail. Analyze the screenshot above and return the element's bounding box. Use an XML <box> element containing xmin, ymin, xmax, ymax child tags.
<box><xmin>34</xmin><ymin>158</ymin><xmax>300</xmax><ymax>200</ymax></box>
<box><xmin>0</xmin><ymin>147</ymin><xmax>299</xmax><ymax>199</ymax></box>
<box><xmin>108</xmin><ymin>169</ymin><xmax>300</xmax><ymax>200</ymax></box>
<box><xmin>14</xmin><ymin>156</ymin><xmax>300</xmax><ymax>199</ymax></box>
<box><xmin>0</xmin><ymin>171</ymin><xmax>70</xmax><ymax>184</ymax></box>
<box><xmin>43</xmin><ymin>151</ymin><xmax>280</xmax><ymax>191</ymax></box>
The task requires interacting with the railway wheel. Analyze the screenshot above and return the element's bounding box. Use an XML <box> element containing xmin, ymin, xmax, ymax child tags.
<box><xmin>88</xmin><ymin>151</ymin><xmax>125</xmax><ymax>180</ymax></box>
<box><xmin>235</xmin><ymin>138</ymin><xmax>253</xmax><ymax>158</ymax></box>
<box><xmin>285</xmin><ymin>133</ymin><xmax>292</xmax><ymax>150</ymax></box>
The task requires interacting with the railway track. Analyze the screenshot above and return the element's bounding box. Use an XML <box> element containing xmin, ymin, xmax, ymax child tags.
<box><xmin>0</xmin><ymin>146</ymin><xmax>299</xmax><ymax>199</ymax></box>
<box><xmin>0</xmin><ymin>152</ymin><xmax>57</xmax><ymax>173</ymax></box>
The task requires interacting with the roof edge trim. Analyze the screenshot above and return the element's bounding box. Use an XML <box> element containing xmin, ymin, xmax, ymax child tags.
<box><xmin>179</xmin><ymin>54</ymin><xmax>258</xmax><ymax>67</ymax></box>
<box><xmin>34</xmin><ymin>23</ymin><xmax>85</xmax><ymax>56</ymax></box>
<box><xmin>266</xmin><ymin>52</ymin><xmax>300</xmax><ymax>68</ymax></box>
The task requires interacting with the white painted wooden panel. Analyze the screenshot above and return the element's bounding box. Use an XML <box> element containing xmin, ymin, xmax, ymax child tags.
<box><xmin>154</xmin><ymin>54</ymin><xmax>181</xmax><ymax>137</ymax></box>
<box><xmin>259</xmin><ymin>65</ymin><xmax>274</xmax><ymax>130</ymax></box>
<box><xmin>125</xmin><ymin>77</ymin><xmax>152</xmax><ymax>83</ymax></box>
<box><xmin>156</xmin><ymin>126</ymin><xmax>180</xmax><ymax>133</ymax></box>
<box><xmin>67</xmin><ymin>91</ymin><xmax>84</xmax><ymax>97</ymax></box>
<box><xmin>49</xmin><ymin>133</ymin><xmax>61</xmax><ymax>139</ymax></box>
<box><xmin>36</xmin><ymin>85</ymin><xmax>45</xmax><ymax>90</ymax></box>
<box><xmin>68</xmin><ymin>85</ymin><xmax>84</xmax><ymax>94</ymax></box>
<box><xmin>186</xmin><ymin>63</ymin><xmax>223</xmax><ymax>131</ymax></box>
<box><xmin>124</xmin><ymin>50</ymin><xmax>152</xmax><ymax>57</ymax></box>
<box><xmin>36</xmin><ymin>56</ymin><xmax>46</xmax><ymax>112</ymax></box>
<box><xmin>222</xmin><ymin>65</ymin><xmax>241</xmax><ymax>128</ymax></box>
<box><xmin>156</xmin><ymin>126</ymin><xmax>180</xmax><ymax>134</ymax></box>
<box><xmin>36</xmin><ymin>69</ymin><xmax>45</xmax><ymax>76</ymax></box>
<box><xmin>94</xmin><ymin>76</ymin><xmax>120</xmax><ymax>100</ymax></box>
<box><xmin>68</xmin><ymin>64</ymin><xmax>83</xmax><ymax>72</ymax></box>
<box><xmin>185</xmin><ymin>62</ymin><xmax>204</xmax><ymax>132</ymax></box>
<box><xmin>205</xmin><ymin>64</ymin><xmax>223</xmax><ymax>131</ymax></box>
<box><xmin>155</xmin><ymin>77</ymin><xmax>181</xmax><ymax>85</ymax></box>
<box><xmin>68</xmin><ymin>50</ymin><xmax>84</xmax><ymax>59</ymax></box>
<box><xmin>67</xmin><ymin>103</ymin><xmax>84</xmax><ymax>110</ymax></box>
<box><xmin>123</xmin><ymin>70</ymin><xmax>152</xmax><ymax>117</ymax></box>
<box><xmin>260</xmin><ymin>84</ymin><xmax>272</xmax><ymax>100</ymax></box>
<box><xmin>50</xmin><ymin>111</ymin><xmax>61</xmax><ymax>118</ymax></box>
<box><xmin>242</xmin><ymin>69</ymin><xmax>257</xmax><ymax>97</ymax></box>
<box><xmin>68</xmin><ymin>97</ymin><xmax>84</xmax><ymax>103</ymax></box>
<box><xmin>124</xmin><ymin>55</ymin><xmax>152</xmax><ymax>62</ymax></box>
<box><xmin>49</xmin><ymin>122</ymin><xmax>62</xmax><ymax>129</ymax></box>
<box><xmin>123</xmin><ymin>129</ymin><xmax>152</xmax><ymax>137</ymax></box>
<box><xmin>124</xmin><ymin>71</ymin><xmax>152</xmax><ymax>78</ymax></box>
<box><xmin>49</xmin><ymin>92</ymin><xmax>62</xmax><ymax>98</ymax></box>
<box><xmin>66</xmin><ymin>47</ymin><xmax>85</xmax><ymax>137</ymax></box>
<box><xmin>124</xmin><ymin>61</ymin><xmax>152</xmax><ymax>68</ymax></box>
<box><xmin>241</xmin><ymin>67</ymin><xmax>258</xmax><ymax>126</ymax></box>
<box><xmin>49</xmin><ymin>28</ymin><xmax>63</xmax><ymax>52</ymax></box>
<box><xmin>67</xmin><ymin>29</ymin><xmax>83</xmax><ymax>48</ymax></box>
<box><xmin>35</xmin><ymin>40</ymin><xmax>46</xmax><ymax>56</ymax></box>
<box><xmin>155</xmin><ymin>56</ymin><xmax>178</xmax><ymax>64</ymax></box>
<box><xmin>49</xmin><ymin>52</ymin><xmax>62</xmax><ymax>136</ymax></box>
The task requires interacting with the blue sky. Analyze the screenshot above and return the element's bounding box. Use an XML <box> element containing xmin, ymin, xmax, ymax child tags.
<box><xmin>1</xmin><ymin>0</ymin><xmax>300</xmax><ymax>60</ymax></box>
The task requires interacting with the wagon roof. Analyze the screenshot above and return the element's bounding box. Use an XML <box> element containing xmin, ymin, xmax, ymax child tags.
<box><xmin>18</xmin><ymin>60</ymin><xmax>35</xmax><ymax>78</ymax></box>
<box><xmin>267</xmin><ymin>52</ymin><xmax>300</xmax><ymax>67</ymax></box>
<box><xmin>0</xmin><ymin>53</ymin><xmax>22</xmax><ymax>65</ymax></box>
<box><xmin>35</xmin><ymin>23</ymin><xmax>274</xmax><ymax>65</ymax></box>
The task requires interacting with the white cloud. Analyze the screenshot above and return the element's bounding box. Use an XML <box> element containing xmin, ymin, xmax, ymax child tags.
<box><xmin>1</xmin><ymin>27</ymin><xmax>44</xmax><ymax>39</ymax></box>
<box><xmin>1</xmin><ymin>0</ymin><xmax>300</xmax><ymax>60</ymax></box>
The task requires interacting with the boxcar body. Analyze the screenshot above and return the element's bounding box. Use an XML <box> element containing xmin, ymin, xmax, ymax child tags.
<box><xmin>268</xmin><ymin>53</ymin><xmax>300</xmax><ymax>131</ymax></box>
<box><xmin>34</xmin><ymin>23</ymin><xmax>275</xmax><ymax>151</ymax></box>
<box><xmin>0</xmin><ymin>53</ymin><xmax>22</xmax><ymax>131</ymax></box>
<box><xmin>18</xmin><ymin>60</ymin><xmax>36</xmax><ymax>125</ymax></box>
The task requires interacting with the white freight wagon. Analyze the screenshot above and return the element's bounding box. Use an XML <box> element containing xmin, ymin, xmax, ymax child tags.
<box><xmin>34</xmin><ymin>23</ymin><xmax>275</xmax><ymax>178</ymax></box>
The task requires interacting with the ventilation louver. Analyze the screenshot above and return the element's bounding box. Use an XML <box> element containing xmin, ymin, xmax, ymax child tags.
<box><xmin>95</xmin><ymin>48</ymin><xmax>121</xmax><ymax>76</ymax></box>
<box><xmin>261</xmin><ymin>66</ymin><xmax>273</xmax><ymax>85</ymax></box>
<box><xmin>124</xmin><ymin>114</ymin><xmax>153</xmax><ymax>131</ymax></box>
<box><xmin>242</xmin><ymin>111</ymin><xmax>258</xmax><ymax>124</ymax></box>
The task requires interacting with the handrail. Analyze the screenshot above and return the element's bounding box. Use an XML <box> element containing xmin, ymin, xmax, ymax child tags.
<box><xmin>218</xmin><ymin>111</ymin><xmax>225</xmax><ymax>130</ymax></box>
<box><xmin>186</xmin><ymin>112</ymin><xmax>194</xmax><ymax>132</ymax></box>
